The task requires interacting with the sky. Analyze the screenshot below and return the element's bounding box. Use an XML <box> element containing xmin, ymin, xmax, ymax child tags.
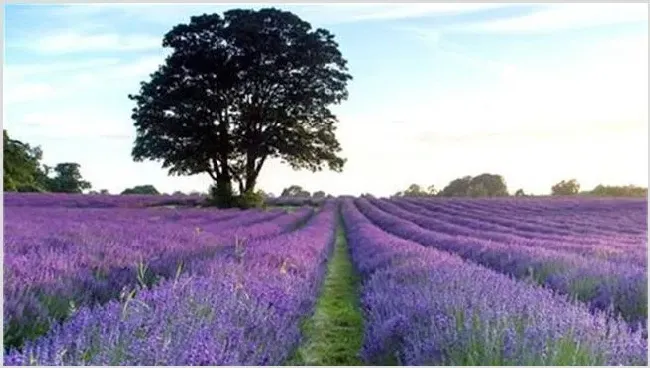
<box><xmin>3</xmin><ymin>2</ymin><xmax>648</xmax><ymax>196</ymax></box>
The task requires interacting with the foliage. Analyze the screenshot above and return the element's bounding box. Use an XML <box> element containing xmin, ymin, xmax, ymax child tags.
<box><xmin>3</xmin><ymin>130</ymin><xmax>49</xmax><ymax>192</ymax></box>
<box><xmin>393</xmin><ymin>184</ymin><xmax>437</xmax><ymax>197</ymax></box>
<box><xmin>121</xmin><ymin>185</ymin><xmax>160</xmax><ymax>195</ymax></box>
<box><xmin>128</xmin><ymin>8</ymin><xmax>352</xmax><ymax>207</ymax></box>
<box><xmin>281</xmin><ymin>185</ymin><xmax>311</xmax><ymax>197</ymax></box>
<box><xmin>4</xmin><ymin>131</ymin><xmax>92</xmax><ymax>194</ymax></box>
<box><xmin>585</xmin><ymin>184</ymin><xmax>647</xmax><ymax>197</ymax></box>
<box><xmin>47</xmin><ymin>163</ymin><xmax>92</xmax><ymax>194</ymax></box>
<box><xmin>514</xmin><ymin>188</ymin><xmax>526</xmax><ymax>197</ymax></box>
<box><xmin>208</xmin><ymin>183</ymin><xmax>237</xmax><ymax>208</ymax></box>
<box><xmin>439</xmin><ymin>174</ymin><xmax>508</xmax><ymax>197</ymax></box>
<box><xmin>551</xmin><ymin>179</ymin><xmax>580</xmax><ymax>196</ymax></box>
<box><xmin>438</xmin><ymin>176</ymin><xmax>472</xmax><ymax>197</ymax></box>
<box><xmin>234</xmin><ymin>190</ymin><xmax>267</xmax><ymax>209</ymax></box>
<box><xmin>313</xmin><ymin>190</ymin><xmax>327</xmax><ymax>199</ymax></box>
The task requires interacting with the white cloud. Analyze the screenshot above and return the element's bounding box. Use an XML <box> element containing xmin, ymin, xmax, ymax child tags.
<box><xmin>110</xmin><ymin>53</ymin><xmax>170</xmax><ymax>79</ymax></box>
<box><xmin>4</xmin><ymin>83</ymin><xmax>57</xmax><ymax>104</ymax></box>
<box><xmin>50</xmin><ymin>3</ymin><xmax>509</xmax><ymax>26</ymax></box>
<box><xmin>304</xmin><ymin>3</ymin><xmax>508</xmax><ymax>23</ymax></box>
<box><xmin>4</xmin><ymin>58</ymin><xmax>122</xmax><ymax>79</ymax></box>
<box><xmin>3</xmin><ymin>53</ymin><xmax>169</xmax><ymax>107</ymax></box>
<box><xmin>19</xmin><ymin>111</ymin><xmax>132</xmax><ymax>139</ymax></box>
<box><xmin>449</xmin><ymin>3</ymin><xmax>648</xmax><ymax>33</ymax></box>
<box><xmin>30</xmin><ymin>31</ymin><xmax>160</xmax><ymax>53</ymax></box>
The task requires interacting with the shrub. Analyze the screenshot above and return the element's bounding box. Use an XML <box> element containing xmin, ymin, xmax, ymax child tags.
<box><xmin>235</xmin><ymin>190</ymin><xmax>267</xmax><ymax>209</ymax></box>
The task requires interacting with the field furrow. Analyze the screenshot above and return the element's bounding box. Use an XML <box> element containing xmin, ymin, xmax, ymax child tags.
<box><xmin>341</xmin><ymin>199</ymin><xmax>646</xmax><ymax>366</ymax></box>
<box><xmin>372</xmin><ymin>199</ymin><xmax>646</xmax><ymax>266</ymax></box>
<box><xmin>354</xmin><ymin>198</ymin><xmax>648</xmax><ymax>325</ymax></box>
<box><xmin>3</xmin><ymin>203</ymin><xmax>337</xmax><ymax>365</ymax></box>
<box><xmin>3</xmin><ymin>206</ymin><xmax>314</xmax><ymax>349</ymax></box>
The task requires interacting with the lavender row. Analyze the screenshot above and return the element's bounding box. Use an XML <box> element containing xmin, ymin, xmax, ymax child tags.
<box><xmin>355</xmin><ymin>198</ymin><xmax>648</xmax><ymax>325</ymax></box>
<box><xmin>418</xmin><ymin>197</ymin><xmax>646</xmax><ymax>237</ymax></box>
<box><xmin>412</xmin><ymin>197</ymin><xmax>645</xmax><ymax>235</ymax></box>
<box><xmin>3</xmin><ymin>206</ymin><xmax>289</xmax><ymax>294</ymax></box>
<box><xmin>453</xmin><ymin>196</ymin><xmax>647</xmax><ymax>217</ymax></box>
<box><xmin>3</xmin><ymin>207</ymin><xmax>314</xmax><ymax>349</ymax></box>
<box><xmin>402</xmin><ymin>198</ymin><xmax>646</xmax><ymax>242</ymax></box>
<box><xmin>451</xmin><ymin>199</ymin><xmax>644</xmax><ymax>235</ymax></box>
<box><xmin>341</xmin><ymin>199</ymin><xmax>647</xmax><ymax>365</ymax></box>
<box><xmin>398</xmin><ymin>198</ymin><xmax>644</xmax><ymax>247</ymax></box>
<box><xmin>390</xmin><ymin>198</ymin><xmax>644</xmax><ymax>251</ymax></box>
<box><xmin>3</xmin><ymin>192</ymin><xmax>206</xmax><ymax>209</ymax></box>
<box><xmin>375</xmin><ymin>199</ymin><xmax>646</xmax><ymax>267</ymax></box>
<box><xmin>4</xmin><ymin>202</ymin><xmax>337</xmax><ymax>365</ymax></box>
<box><xmin>411</xmin><ymin>197</ymin><xmax>646</xmax><ymax>236</ymax></box>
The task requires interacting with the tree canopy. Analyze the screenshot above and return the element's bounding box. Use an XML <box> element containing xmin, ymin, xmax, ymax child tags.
<box><xmin>121</xmin><ymin>185</ymin><xmax>160</xmax><ymax>195</ymax></box>
<box><xmin>4</xmin><ymin>130</ymin><xmax>92</xmax><ymax>193</ymax></box>
<box><xmin>48</xmin><ymin>163</ymin><xmax>92</xmax><ymax>193</ymax></box>
<box><xmin>551</xmin><ymin>179</ymin><xmax>580</xmax><ymax>196</ymax></box>
<box><xmin>393</xmin><ymin>183</ymin><xmax>437</xmax><ymax>197</ymax></box>
<box><xmin>3</xmin><ymin>130</ymin><xmax>48</xmax><ymax>192</ymax></box>
<box><xmin>280</xmin><ymin>184</ymin><xmax>311</xmax><ymax>197</ymax></box>
<box><xmin>438</xmin><ymin>174</ymin><xmax>508</xmax><ymax>197</ymax></box>
<box><xmin>129</xmin><ymin>8</ymin><xmax>352</xmax><ymax>207</ymax></box>
<box><xmin>586</xmin><ymin>184</ymin><xmax>647</xmax><ymax>197</ymax></box>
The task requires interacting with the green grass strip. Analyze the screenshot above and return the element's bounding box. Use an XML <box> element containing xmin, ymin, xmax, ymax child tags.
<box><xmin>287</xmin><ymin>215</ymin><xmax>364</xmax><ymax>366</ymax></box>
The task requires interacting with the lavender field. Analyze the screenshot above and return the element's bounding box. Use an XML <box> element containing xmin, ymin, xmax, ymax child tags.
<box><xmin>2</xmin><ymin>193</ymin><xmax>648</xmax><ymax>365</ymax></box>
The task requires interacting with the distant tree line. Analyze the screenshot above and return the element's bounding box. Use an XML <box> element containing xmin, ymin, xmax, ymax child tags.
<box><xmin>279</xmin><ymin>185</ymin><xmax>332</xmax><ymax>199</ymax></box>
<box><xmin>550</xmin><ymin>178</ymin><xmax>647</xmax><ymax>197</ymax></box>
<box><xmin>121</xmin><ymin>185</ymin><xmax>160</xmax><ymax>195</ymax></box>
<box><xmin>393</xmin><ymin>173</ymin><xmax>509</xmax><ymax>198</ymax></box>
<box><xmin>393</xmin><ymin>173</ymin><xmax>647</xmax><ymax>198</ymax></box>
<box><xmin>3</xmin><ymin>130</ymin><xmax>92</xmax><ymax>194</ymax></box>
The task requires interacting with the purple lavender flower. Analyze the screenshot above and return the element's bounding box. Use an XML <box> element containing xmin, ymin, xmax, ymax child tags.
<box><xmin>341</xmin><ymin>199</ymin><xmax>647</xmax><ymax>366</ymax></box>
<box><xmin>4</xmin><ymin>202</ymin><xmax>337</xmax><ymax>365</ymax></box>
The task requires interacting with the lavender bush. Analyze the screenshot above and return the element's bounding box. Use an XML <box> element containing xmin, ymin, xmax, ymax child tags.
<box><xmin>341</xmin><ymin>199</ymin><xmax>647</xmax><ymax>365</ymax></box>
<box><xmin>376</xmin><ymin>198</ymin><xmax>647</xmax><ymax>266</ymax></box>
<box><xmin>4</xmin><ymin>202</ymin><xmax>337</xmax><ymax>365</ymax></box>
<box><xmin>355</xmin><ymin>198</ymin><xmax>648</xmax><ymax>326</ymax></box>
<box><xmin>4</xmin><ymin>202</ymin><xmax>313</xmax><ymax>349</ymax></box>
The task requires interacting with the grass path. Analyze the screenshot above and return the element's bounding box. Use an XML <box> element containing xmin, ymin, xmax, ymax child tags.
<box><xmin>287</xmin><ymin>215</ymin><xmax>364</xmax><ymax>366</ymax></box>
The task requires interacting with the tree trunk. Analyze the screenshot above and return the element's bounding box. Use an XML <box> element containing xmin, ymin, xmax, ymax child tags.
<box><xmin>212</xmin><ymin>124</ymin><xmax>234</xmax><ymax>207</ymax></box>
<box><xmin>244</xmin><ymin>177</ymin><xmax>256</xmax><ymax>194</ymax></box>
<box><xmin>243</xmin><ymin>154</ymin><xmax>267</xmax><ymax>194</ymax></box>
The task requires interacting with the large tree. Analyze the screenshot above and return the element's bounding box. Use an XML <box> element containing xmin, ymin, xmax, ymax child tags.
<box><xmin>438</xmin><ymin>173</ymin><xmax>508</xmax><ymax>197</ymax></box>
<box><xmin>438</xmin><ymin>176</ymin><xmax>473</xmax><ymax>197</ymax></box>
<box><xmin>129</xmin><ymin>8</ymin><xmax>352</xmax><ymax>206</ymax></box>
<box><xmin>393</xmin><ymin>183</ymin><xmax>437</xmax><ymax>197</ymax></box>
<box><xmin>551</xmin><ymin>179</ymin><xmax>580</xmax><ymax>196</ymax></box>
<box><xmin>3</xmin><ymin>130</ymin><xmax>49</xmax><ymax>192</ymax></box>
<box><xmin>122</xmin><ymin>185</ymin><xmax>160</xmax><ymax>195</ymax></box>
<box><xmin>281</xmin><ymin>185</ymin><xmax>304</xmax><ymax>197</ymax></box>
<box><xmin>48</xmin><ymin>163</ymin><xmax>92</xmax><ymax>193</ymax></box>
<box><xmin>587</xmin><ymin>184</ymin><xmax>647</xmax><ymax>197</ymax></box>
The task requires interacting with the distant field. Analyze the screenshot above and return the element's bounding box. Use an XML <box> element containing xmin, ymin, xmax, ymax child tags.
<box><xmin>3</xmin><ymin>193</ymin><xmax>647</xmax><ymax>365</ymax></box>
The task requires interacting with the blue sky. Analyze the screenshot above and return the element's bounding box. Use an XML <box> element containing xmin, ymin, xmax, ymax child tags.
<box><xmin>3</xmin><ymin>3</ymin><xmax>648</xmax><ymax>196</ymax></box>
